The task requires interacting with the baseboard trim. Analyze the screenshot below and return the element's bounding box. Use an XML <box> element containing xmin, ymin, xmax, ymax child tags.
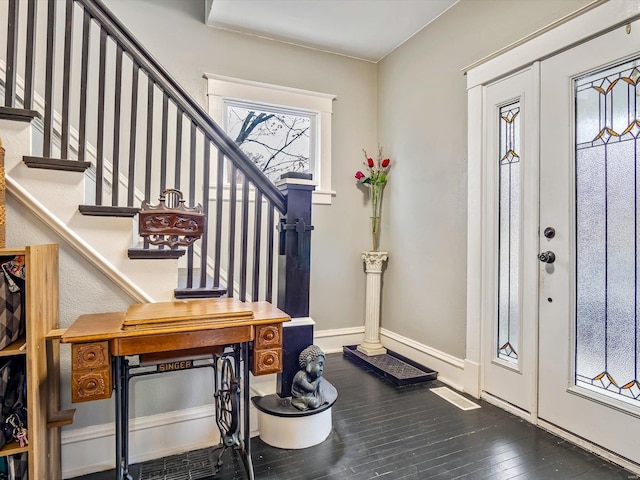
<box><xmin>380</xmin><ymin>328</ymin><xmax>465</xmax><ymax>390</ymax></box>
<box><xmin>61</xmin><ymin>404</ymin><xmax>218</xmax><ymax>478</ymax></box>
<box><xmin>314</xmin><ymin>326</ymin><xmax>365</xmax><ymax>354</ymax></box>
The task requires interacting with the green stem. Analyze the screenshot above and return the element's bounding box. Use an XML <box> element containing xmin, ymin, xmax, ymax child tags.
<box><xmin>370</xmin><ymin>183</ymin><xmax>384</xmax><ymax>251</ymax></box>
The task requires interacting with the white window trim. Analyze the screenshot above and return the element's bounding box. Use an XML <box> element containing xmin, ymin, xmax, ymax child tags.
<box><xmin>205</xmin><ymin>73</ymin><xmax>336</xmax><ymax>205</ymax></box>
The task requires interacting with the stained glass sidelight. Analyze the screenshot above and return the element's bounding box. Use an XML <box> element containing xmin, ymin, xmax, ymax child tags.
<box><xmin>575</xmin><ymin>60</ymin><xmax>640</xmax><ymax>405</ymax></box>
<box><xmin>498</xmin><ymin>102</ymin><xmax>521</xmax><ymax>363</ymax></box>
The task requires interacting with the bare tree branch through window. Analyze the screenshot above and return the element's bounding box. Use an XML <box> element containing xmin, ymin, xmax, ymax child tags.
<box><xmin>226</xmin><ymin>103</ymin><xmax>312</xmax><ymax>183</ymax></box>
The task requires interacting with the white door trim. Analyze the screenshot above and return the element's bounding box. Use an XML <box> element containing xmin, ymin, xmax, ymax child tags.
<box><xmin>465</xmin><ymin>0</ymin><xmax>640</xmax><ymax>398</ymax></box>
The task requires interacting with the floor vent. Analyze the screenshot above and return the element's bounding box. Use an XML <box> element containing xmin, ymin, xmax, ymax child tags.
<box><xmin>430</xmin><ymin>386</ymin><xmax>481</xmax><ymax>411</ymax></box>
<box><xmin>139</xmin><ymin>447</ymin><xmax>222</xmax><ymax>479</ymax></box>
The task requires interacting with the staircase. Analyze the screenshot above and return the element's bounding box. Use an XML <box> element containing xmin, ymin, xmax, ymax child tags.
<box><xmin>0</xmin><ymin>0</ymin><xmax>313</xmax><ymax>313</ymax></box>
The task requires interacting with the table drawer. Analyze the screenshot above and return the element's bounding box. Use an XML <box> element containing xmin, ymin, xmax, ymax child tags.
<box><xmin>72</xmin><ymin>366</ymin><xmax>111</xmax><ymax>403</ymax></box>
<box><xmin>252</xmin><ymin>347</ymin><xmax>282</xmax><ymax>376</ymax></box>
<box><xmin>255</xmin><ymin>324</ymin><xmax>281</xmax><ymax>349</ymax></box>
<box><xmin>72</xmin><ymin>342</ymin><xmax>110</xmax><ymax>369</ymax></box>
<box><xmin>71</xmin><ymin>342</ymin><xmax>112</xmax><ymax>403</ymax></box>
<box><xmin>251</xmin><ymin>323</ymin><xmax>283</xmax><ymax>376</ymax></box>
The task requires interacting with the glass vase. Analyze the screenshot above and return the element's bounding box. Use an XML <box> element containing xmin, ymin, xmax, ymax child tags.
<box><xmin>369</xmin><ymin>183</ymin><xmax>384</xmax><ymax>251</ymax></box>
<box><xmin>370</xmin><ymin>216</ymin><xmax>380</xmax><ymax>251</ymax></box>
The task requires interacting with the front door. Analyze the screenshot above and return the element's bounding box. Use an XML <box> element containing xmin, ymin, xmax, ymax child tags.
<box><xmin>538</xmin><ymin>20</ymin><xmax>640</xmax><ymax>464</ymax></box>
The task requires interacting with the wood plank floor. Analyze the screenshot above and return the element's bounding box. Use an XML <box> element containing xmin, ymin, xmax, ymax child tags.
<box><xmin>74</xmin><ymin>353</ymin><xmax>638</xmax><ymax>480</ymax></box>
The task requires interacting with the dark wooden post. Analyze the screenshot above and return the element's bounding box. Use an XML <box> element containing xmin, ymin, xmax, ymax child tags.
<box><xmin>276</xmin><ymin>173</ymin><xmax>314</xmax><ymax>398</ymax></box>
<box><xmin>276</xmin><ymin>173</ymin><xmax>314</xmax><ymax>318</ymax></box>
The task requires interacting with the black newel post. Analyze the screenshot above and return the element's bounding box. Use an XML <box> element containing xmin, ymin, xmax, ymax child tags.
<box><xmin>276</xmin><ymin>173</ymin><xmax>314</xmax><ymax>317</ymax></box>
<box><xmin>276</xmin><ymin>173</ymin><xmax>315</xmax><ymax>398</ymax></box>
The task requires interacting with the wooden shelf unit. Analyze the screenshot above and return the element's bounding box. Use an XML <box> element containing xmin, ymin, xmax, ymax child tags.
<box><xmin>0</xmin><ymin>244</ymin><xmax>61</xmax><ymax>478</ymax></box>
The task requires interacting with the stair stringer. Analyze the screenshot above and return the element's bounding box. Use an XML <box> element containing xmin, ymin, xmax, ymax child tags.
<box><xmin>0</xmin><ymin>118</ymin><xmax>177</xmax><ymax>302</ymax></box>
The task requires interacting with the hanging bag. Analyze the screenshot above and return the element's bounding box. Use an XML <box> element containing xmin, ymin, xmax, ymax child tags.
<box><xmin>0</xmin><ymin>257</ymin><xmax>25</xmax><ymax>351</ymax></box>
<box><xmin>0</xmin><ymin>360</ymin><xmax>28</xmax><ymax>452</ymax></box>
<box><xmin>0</xmin><ymin>360</ymin><xmax>14</xmax><ymax>450</ymax></box>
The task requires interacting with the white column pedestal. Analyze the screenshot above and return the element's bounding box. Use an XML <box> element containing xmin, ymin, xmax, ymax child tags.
<box><xmin>357</xmin><ymin>251</ymin><xmax>388</xmax><ymax>356</ymax></box>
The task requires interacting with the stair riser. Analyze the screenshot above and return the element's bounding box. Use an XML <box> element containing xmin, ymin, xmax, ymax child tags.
<box><xmin>0</xmin><ymin>119</ymin><xmax>178</xmax><ymax>302</ymax></box>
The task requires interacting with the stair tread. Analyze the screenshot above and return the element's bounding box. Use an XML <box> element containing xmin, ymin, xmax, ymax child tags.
<box><xmin>174</xmin><ymin>286</ymin><xmax>228</xmax><ymax>299</ymax></box>
<box><xmin>0</xmin><ymin>106</ymin><xmax>41</xmax><ymax>122</ymax></box>
<box><xmin>24</xmin><ymin>156</ymin><xmax>91</xmax><ymax>172</ymax></box>
<box><xmin>128</xmin><ymin>244</ymin><xmax>185</xmax><ymax>259</ymax></box>
<box><xmin>79</xmin><ymin>205</ymin><xmax>140</xmax><ymax>217</ymax></box>
<box><xmin>175</xmin><ymin>269</ymin><xmax>227</xmax><ymax>298</ymax></box>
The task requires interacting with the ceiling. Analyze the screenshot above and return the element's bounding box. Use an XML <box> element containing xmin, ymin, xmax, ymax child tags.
<box><xmin>205</xmin><ymin>0</ymin><xmax>459</xmax><ymax>63</ymax></box>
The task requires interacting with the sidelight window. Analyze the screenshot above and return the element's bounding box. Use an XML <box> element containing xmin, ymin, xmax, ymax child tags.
<box><xmin>497</xmin><ymin>102</ymin><xmax>521</xmax><ymax>364</ymax></box>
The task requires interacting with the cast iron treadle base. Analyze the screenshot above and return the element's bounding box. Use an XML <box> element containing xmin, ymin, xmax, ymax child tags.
<box><xmin>343</xmin><ymin>345</ymin><xmax>438</xmax><ymax>386</ymax></box>
<box><xmin>138</xmin><ymin>447</ymin><xmax>243</xmax><ymax>480</ymax></box>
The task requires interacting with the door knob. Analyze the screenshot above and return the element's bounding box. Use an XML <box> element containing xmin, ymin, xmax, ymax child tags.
<box><xmin>538</xmin><ymin>251</ymin><xmax>556</xmax><ymax>264</ymax></box>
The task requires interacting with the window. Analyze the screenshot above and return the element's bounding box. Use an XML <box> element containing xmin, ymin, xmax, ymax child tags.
<box><xmin>224</xmin><ymin>100</ymin><xmax>313</xmax><ymax>183</ymax></box>
<box><xmin>206</xmin><ymin>74</ymin><xmax>336</xmax><ymax>204</ymax></box>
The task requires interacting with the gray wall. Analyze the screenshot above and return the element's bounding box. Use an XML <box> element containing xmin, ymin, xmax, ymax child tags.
<box><xmin>6</xmin><ymin>194</ymin><xmax>228</xmax><ymax>428</ymax></box>
<box><xmin>377</xmin><ymin>0</ymin><xmax>593</xmax><ymax>358</ymax></box>
<box><xmin>103</xmin><ymin>0</ymin><xmax>379</xmax><ymax>333</ymax></box>
<box><xmin>6</xmin><ymin>194</ymin><xmax>133</xmax><ymax>428</ymax></box>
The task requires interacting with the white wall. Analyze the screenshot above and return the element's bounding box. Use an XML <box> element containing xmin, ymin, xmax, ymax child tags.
<box><xmin>377</xmin><ymin>0</ymin><xmax>593</xmax><ymax>358</ymax></box>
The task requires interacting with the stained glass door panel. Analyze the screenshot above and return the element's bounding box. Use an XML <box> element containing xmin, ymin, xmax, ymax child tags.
<box><xmin>575</xmin><ymin>62</ymin><xmax>640</xmax><ymax>406</ymax></box>
<box><xmin>538</xmin><ymin>20</ymin><xmax>640</xmax><ymax>466</ymax></box>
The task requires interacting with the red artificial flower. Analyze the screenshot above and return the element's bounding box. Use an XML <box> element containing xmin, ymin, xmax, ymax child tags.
<box><xmin>355</xmin><ymin>171</ymin><xmax>365</xmax><ymax>180</ymax></box>
<box><xmin>367</xmin><ymin>158</ymin><xmax>375</xmax><ymax>168</ymax></box>
<box><xmin>381</xmin><ymin>158</ymin><xmax>390</xmax><ymax>168</ymax></box>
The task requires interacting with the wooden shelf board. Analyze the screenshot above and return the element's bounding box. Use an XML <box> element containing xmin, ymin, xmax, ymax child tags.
<box><xmin>47</xmin><ymin>409</ymin><xmax>76</xmax><ymax>429</ymax></box>
<box><xmin>0</xmin><ymin>441</ymin><xmax>28</xmax><ymax>457</ymax></box>
<box><xmin>0</xmin><ymin>248</ymin><xmax>26</xmax><ymax>256</ymax></box>
<box><xmin>46</xmin><ymin>329</ymin><xmax>67</xmax><ymax>341</ymax></box>
<box><xmin>0</xmin><ymin>338</ymin><xmax>27</xmax><ymax>357</ymax></box>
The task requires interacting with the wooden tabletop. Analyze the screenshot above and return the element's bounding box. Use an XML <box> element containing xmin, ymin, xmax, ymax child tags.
<box><xmin>61</xmin><ymin>298</ymin><xmax>290</xmax><ymax>344</ymax></box>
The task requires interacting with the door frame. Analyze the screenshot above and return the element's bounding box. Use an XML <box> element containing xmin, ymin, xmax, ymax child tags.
<box><xmin>465</xmin><ymin>0</ymin><xmax>640</xmax><ymax>472</ymax></box>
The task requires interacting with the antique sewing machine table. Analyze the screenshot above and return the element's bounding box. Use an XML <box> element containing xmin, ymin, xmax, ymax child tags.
<box><xmin>61</xmin><ymin>298</ymin><xmax>289</xmax><ymax>480</ymax></box>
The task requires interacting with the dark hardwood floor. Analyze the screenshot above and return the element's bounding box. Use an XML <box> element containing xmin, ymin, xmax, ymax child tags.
<box><xmin>74</xmin><ymin>353</ymin><xmax>638</xmax><ymax>480</ymax></box>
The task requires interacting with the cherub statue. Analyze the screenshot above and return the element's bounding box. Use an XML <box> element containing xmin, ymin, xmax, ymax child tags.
<box><xmin>291</xmin><ymin>345</ymin><xmax>327</xmax><ymax>411</ymax></box>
